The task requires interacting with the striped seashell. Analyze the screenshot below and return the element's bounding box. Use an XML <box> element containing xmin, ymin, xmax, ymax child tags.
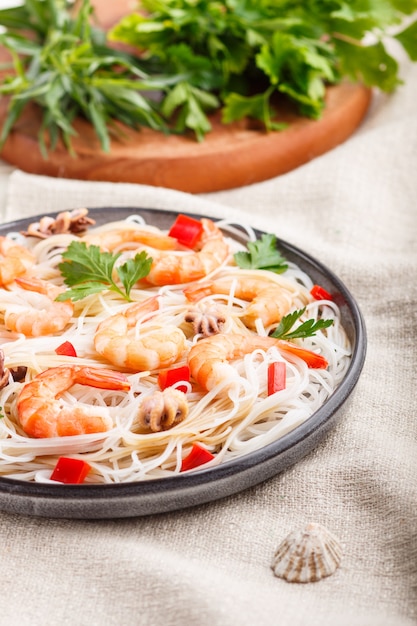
<box><xmin>271</xmin><ymin>522</ymin><xmax>342</xmax><ymax>583</ymax></box>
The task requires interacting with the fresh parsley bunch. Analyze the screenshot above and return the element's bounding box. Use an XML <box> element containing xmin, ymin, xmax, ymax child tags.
<box><xmin>0</xmin><ymin>0</ymin><xmax>416</xmax><ymax>149</ymax></box>
<box><xmin>110</xmin><ymin>0</ymin><xmax>417</xmax><ymax>139</ymax></box>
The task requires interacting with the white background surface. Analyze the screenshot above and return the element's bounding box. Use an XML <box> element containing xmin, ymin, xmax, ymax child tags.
<box><xmin>0</xmin><ymin>2</ymin><xmax>415</xmax><ymax>625</ymax></box>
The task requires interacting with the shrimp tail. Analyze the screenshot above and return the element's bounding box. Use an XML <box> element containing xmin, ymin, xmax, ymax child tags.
<box><xmin>277</xmin><ymin>340</ymin><xmax>328</xmax><ymax>369</ymax></box>
<box><xmin>124</xmin><ymin>295</ymin><xmax>159</xmax><ymax>324</ymax></box>
<box><xmin>77</xmin><ymin>367</ymin><xmax>131</xmax><ymax>391</ymax></box>
<box><xmin>15</xmin><ymin>276</ymin><xmax>43</xmax><ymax>290</ymax></box>
<box><xmin>183</xmin><ymin>284</ymin><xmax>212</xmax><ymax>302</ymax></box>
<box><xmin>15</xmin><ymin>276</ymin><xmax>58</xmax><ymax>298</ymax></box>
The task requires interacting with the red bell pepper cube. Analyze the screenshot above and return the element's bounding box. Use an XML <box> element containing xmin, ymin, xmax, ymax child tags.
<box><xmin>168</xmin><ymin>214</ymin><xmax>204</xmax><ymax>248</ymax></box>
<box><xmin>267</xmin><ymin>361</ymin><xmax>286</xmax><ymax>395</ymax></box>
<box><xmin>158</xmin><ymin>365</ymin><xmax>190</xmax><ymax>393</ymax></box>
<box><xmin>180</xmin><ymin>443</ymin><xmax>215</xmax><ymax>472</ymax></box>
<box><xmin>310</xmin><ymin>284</ymin><xmax>332</xmax><ymax>301</ymax></box>
<box><xmin>50</xmin><ymin>457</ymin><xmax>91</xmax><ymax>484</ymax></box>
<box><xmin>55</xmin><ymin>341</ymin><xmax>77</xmax><ymax>357</ymax></box>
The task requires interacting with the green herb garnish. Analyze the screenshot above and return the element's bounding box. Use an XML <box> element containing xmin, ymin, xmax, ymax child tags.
<box><xmin>57</xmin><ymin>241</ymin><xmax>152</xmax><ymax>302</ymax></box>
<box><xmin>234</xmin><ymin>233</ymin><xmax>288</xmax><ymax>273</ymax></box>
<box><xmin>271</xmin><ymin>308</ymin><xmax>333</xmax><ymax>340</ymax></box>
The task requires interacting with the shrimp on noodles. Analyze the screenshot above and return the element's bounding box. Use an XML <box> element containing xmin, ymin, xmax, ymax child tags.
<box><xmin>0</xmin><ymin>210</ymin><xmax>350</xmax><ymax>483</ymax></box>
<box><xmin>4</xmin><ymin>277</ymin><xmax>74</xmax><ymax>337</ymax></box>
<box><xmin>84</xmin><ymin>218</ymin><xmax>229</xmax><ymax>286</ymax></box>
<box><xmin>185</xmin><ymin>275</ymin><xmax>302</xmax><ymax>329</ymax></box>
<box><xmin>94</xmin><ymin>298</ymin><xmax>187</xmax><ymax>370</ymax></box>
<box><xmin>0</xmin><ymin>236</ymin><xmax>35</xmax><ymax>286</ymax></box>
<box><xmin>16</xmin><ymin>365</ymin><xmax>130</xmax><ymax>438</ymax></box>
<box><xmin>145</xmin><ymin>218</ymin><xmax>230</xmax><ymax>285</ymax></box>
<box><xmin>84</xmin><ymin>227</ymin><xmax>177</xmax><ymax>251</ymax></box>
<box><xmin>188</xmin><ymin>333</ymin><xmax>328</xmax><ymax>392</ymax></box>
<box><xmin>137</xmin><ymin>388</ymin><xmax>189</xmax><ymax>432</ymax></box>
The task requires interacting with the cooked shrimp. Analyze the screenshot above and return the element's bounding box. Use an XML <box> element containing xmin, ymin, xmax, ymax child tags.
<box><xmin>136</xmin><ymin>388</ymin><xmax>189</xmax><ymax>432</ymax></box>
<box><xmin>84</xmin><ymin>227</ymin><xmax>177</xmax><ymax>251</ymax></box>
<box><xmin>94</xmin><ymin>298</ymin><xmax>186</xmax><ymax>370</ymax></box>
<box><xmin>0</xmin><ymin>236</ymin><xmax>35</xmax><ymax>286</ymax></box>
<box><xmin>145</xmin><ymin>218</ymin><xmax>230</xmax><ymax>285</ymax></box>
<box><xmin>184</xmin><ymin>275</ymin><xmax>295</xmax><ymax>329</ymax></box>
<box><xmin>188</xmin><ymin>333</ymin><xmax>328</xmax><ymax>392</ymax></box>
<box><xmin>4</xmin><ymin>277</ymin><xmax>74</xmax><ymax>337</ymax></box>
<box><xmin>16</xmin><ymin>365</ymin><xmax>130</xmax><ymax>438</ymax></box>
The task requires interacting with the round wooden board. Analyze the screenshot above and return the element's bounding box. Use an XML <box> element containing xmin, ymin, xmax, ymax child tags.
<box><xmin>0</xmin><ymin>1</ymin><xmax>372</xmax><ymax>193</ymax></box>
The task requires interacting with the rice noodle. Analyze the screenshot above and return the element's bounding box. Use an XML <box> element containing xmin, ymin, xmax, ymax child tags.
<box><xmin>0</xmin><ymin>215</ymin><xmax>351</xmax><ymax>483</ymax></box>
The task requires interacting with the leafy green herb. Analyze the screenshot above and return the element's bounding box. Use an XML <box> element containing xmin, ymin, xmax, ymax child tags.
<box><xmin>57</xmin><ymin>241</ymin><xmax>152</xmax><ymax>302</ymax></box>
<box><xmin>271</xmin><ymin>308</ymin><xmax>333</xmax><ymax>340</ymax></box>
<box><xmin>0</xmin><ymin>0</ymin><xmax>169</xmax><ymax>153</ymax></box>
<box><xmin>110</xmin><ymin>0</ymin><xmax>417</xmax><ymax>136</ymax></box>
<box><xmin>395</xmin><ymin>19</ymin><xmax>417</xmax><ymax>61</ymax></box>
<box><xmin>234</xmin><ymin>233</ymin><xmax>288</xmax><ymax>273</ymax></box>
<box><xmin>222</xmin><ymin>88</ymin><xmax>287</xmax><ymax>132</ymax></box>
<box><xmin>1</xmin><ymin>0</ymin><xmax>417</xmax><ymax>147</ymax></box>
<box><xmin>160</xmin><ymin>79</ymin><xmax>219</xmax><ymax>141</ymax></box>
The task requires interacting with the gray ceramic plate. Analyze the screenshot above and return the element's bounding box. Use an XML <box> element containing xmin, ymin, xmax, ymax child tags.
<box><xmin>0</xmin><ymin>207</ymin><xmax>366</xmax><ymax>519</ymax></box>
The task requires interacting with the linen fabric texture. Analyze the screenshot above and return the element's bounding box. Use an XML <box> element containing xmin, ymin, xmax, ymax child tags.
<box><xmin>0</xmin><ymin>60</ymin><xmax>416</xmax><ymax>626</ymax></box>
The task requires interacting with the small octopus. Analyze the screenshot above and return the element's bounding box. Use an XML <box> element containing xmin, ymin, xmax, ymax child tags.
<box><xmin>137</xmin><ymin>388</ymin><xmax>189</xmax><ymax>432</ymax></box>
<box><xmin>184</xmin><ymin>305</ymin><xmax>225</xmax><ymax>337</ymax></box>
<box><xmin>0</xmin><ymin>348</ymin><xmax>27</xmax><ymax>390</ymax></box>
<box><xmin>22</xmin><ymin>208</ymin><xmax>96</xmax><ymax>239</ymax></box>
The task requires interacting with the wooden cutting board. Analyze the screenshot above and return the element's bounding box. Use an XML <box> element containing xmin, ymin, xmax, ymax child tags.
<box><xmin>0</xmin><ymin>1</ymin><xmax>372</xmax><ymax>194</ymax></box>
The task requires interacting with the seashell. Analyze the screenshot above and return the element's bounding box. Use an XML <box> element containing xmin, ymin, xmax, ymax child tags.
<box><xmin>271</xmin><ymin>522</ymin><xmax>342</xmax><ymax>583</ymax></box>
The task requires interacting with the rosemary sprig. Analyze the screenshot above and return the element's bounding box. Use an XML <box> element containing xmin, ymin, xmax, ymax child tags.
<box><xmin>0</xmin><ymin>0</ymin><xmax>169</xmax><ymax>154</ymax></box>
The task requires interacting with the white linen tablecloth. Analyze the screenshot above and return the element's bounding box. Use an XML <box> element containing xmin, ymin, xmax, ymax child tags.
<box><xmin>0</xmin><ymin>60</ymin><xmax>415</xmax><ymax>626</ymax></box>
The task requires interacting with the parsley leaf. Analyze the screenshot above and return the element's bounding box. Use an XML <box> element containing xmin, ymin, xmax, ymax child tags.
<box><xmin>271</xmin><ymin>308</ymin><xmax>333</xmax><ymax>340</ymax></box>
<box><xmin>110</xmin><ymin>0</ymin><xmax>417</xmax><ymax>138</ymax></box>
<box><xmin>222</xmin><ymin>88</ymin><xmax>287</xmax><ymax>131</ymax></box>
<box><xmin>116</xmin><ymin>252</ymin><xmax>153</xmax><ymax>297</ymax></box>
<box><xmin>394</xmin><ymin>19</ymin><xmax>417</xmax><ymax>61</ymax></box>
<box><xmin>334</xmin><ymin>39</ymin><xmax>400</xmax><ymax>93</ymax></box>
<box><xmin>57</xmin><ymin>241</ymin><xmax>152</xmax><ymax>302</ymax></box>
<box><xmin>255</xmin><ymin>32</ymin><xmax>336</xmax><ymax>118</ymax></box>
<box><xmin>234</xmin><ymin>234</ymin><xmax>288</xmax><ymax>274</ymax></box>
<box><xmin>161</xmin><ymin>80</ymin><xmax>218</xmax><ymax>141</ymax></box>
